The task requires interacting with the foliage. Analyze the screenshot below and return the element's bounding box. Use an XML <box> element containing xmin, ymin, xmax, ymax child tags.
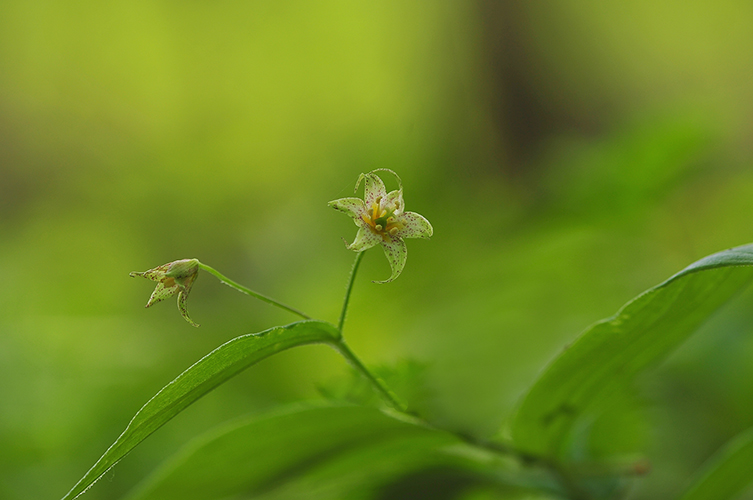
<box><xmin>4</xmin><ymin>3</ymin><xmax>753</xmax><ymax>499</ymax></box>
<box><xmin>61</xmin><ymin>166</ymin><xmax>753</xmax><ymax>499</ymax></box>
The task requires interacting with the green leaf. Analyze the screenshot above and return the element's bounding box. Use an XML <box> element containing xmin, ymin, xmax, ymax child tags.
<box><xmin>511</xmin><ymin>244</ymin><xmax>753</xmax><ymax>458</ymax></box>
<box><xmin>123</xmin><ymin>403</ymin><xmax>468</xmax><ymax>500</ymax></box>
<box><xmin>61</xmin><ymin>320</ymin><xmax>340</xmax><ymax>500</ymax></box>
<box><xmin>678</xmin><ymin>427</ymin><xmax>753</xmax><ymax>500</ymax></box>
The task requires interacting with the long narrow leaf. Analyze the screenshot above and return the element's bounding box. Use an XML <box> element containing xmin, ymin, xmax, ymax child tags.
<box><xmin>678</xmin><ymin>427</ymin><xmax>753</xmax><ymax>500</ymax></box>
<box><xmin>61</xmin><ymin>320</ymin><xmax>341</xmax><ymax>500</ymax></box>
<box><xmin>511</xmin><ymin>244</ymin><xmax>753</xmax><ymax>458</ymax></box>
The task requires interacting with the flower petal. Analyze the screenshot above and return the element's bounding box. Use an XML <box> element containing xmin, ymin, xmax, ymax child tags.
<box><xmin>370</xmin><ymin>168</ymin><xmax>403</xmax><ymax>191</ymax></box>
<box><xmin>175</xmin><ymin>268</ymin><xmax>198</xmax><ymax>294</ymax></box>
<box><xmin>328</xmin><ymin>197</ymin><xmax>365</xmax><ymax>221</ymax></box>
<box><xmin>383</xmin><ymin>189</ymin><xmax>404</xmax><ymax>215</ymax></box>
<box><xmin>357</xmin><ymin>172</ymin><xmax>386</xmax><ymax>208</ymax></box>
<box><xmin>130</xmin><ymin>263</ymin><xmax>170</xmax><ymax>282</ymax></box>
<box><xmin>375</xmin><ymin>238</ymin><xmax>407</xmax><ymax>284</ymax></box>
<box><xmin>178</xmin><ymin>290</ymin><xmax>199</xmax><ymax>327</ymax></box>
<box><xmin>345</xmin><ymin>226</ymin><xmax>382</xmax><ymax>252</ymax></box>
<box><xmin>145</xmin><ymin>280</ymin><xmax>180</xmax><ymax>307</ymax></box>
<box><xmin>395</xmin><ymin>211</ymin><xmax>433</xmax><ymax>240</ymax></box>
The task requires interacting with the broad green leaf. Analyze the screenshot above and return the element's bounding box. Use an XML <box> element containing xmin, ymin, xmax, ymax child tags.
<box><xmin>61</xmin><ymin>320</ymin><xmax>340</xmax><ymax>500</ymax></box>
<box><xmin>511</xmin><ymin>244</ymin><xmax>753</xmax><ymax>458</ymax></box>
<box><xmin>254</xmin><ymin>434</ymin><xmax>476</xmax><ymax>500</ymax></box>
<box><xmin>678</xmin><ymin>427</ymin><xmax>753</xmax><ymax>500</ymax></box>
<box><xmin>124</xmin><ymin>403</ymin><xmax>474</xmax><ymax>500</ymax></box>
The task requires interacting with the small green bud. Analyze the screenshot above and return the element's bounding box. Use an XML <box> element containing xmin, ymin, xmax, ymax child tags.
<box><xmin>130</xmin><ymin>259</ymin><xmax>200</xmax><ymax>327</ymax></box>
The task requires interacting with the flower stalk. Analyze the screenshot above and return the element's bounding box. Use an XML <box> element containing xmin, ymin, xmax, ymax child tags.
<box><xmin>338</xmin><ymin>251</ymin><xmax>364</xmax><ymax>332</ymax></box>
<box><xmin>196</xmin><ymin>262</ymin><xmax>311</xmax><ymax>320</ymax></box>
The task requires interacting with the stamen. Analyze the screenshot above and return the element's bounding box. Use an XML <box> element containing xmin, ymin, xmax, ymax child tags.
<box><xmin>389</xmin><ymin>227</ymin><xmax>399</xmax><ymax>236</ymax></box>
<box><xmin>375</xmin><ymin>224</ymin><xmax>383</xmax><ymax>231</ymax></box>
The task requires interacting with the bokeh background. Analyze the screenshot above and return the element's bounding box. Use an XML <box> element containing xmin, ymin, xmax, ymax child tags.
<box><xmin>3</xmin><ymin>1</ymin><xmax>753</xmax><ymax>499</ymax></box>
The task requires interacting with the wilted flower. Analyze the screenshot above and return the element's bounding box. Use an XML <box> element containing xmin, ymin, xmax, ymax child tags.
<box><xmin>328</xmin><ymin>169</ymin><xmax>433</xmax><ymax>283</ymax></box>
<box><xmin>130</xmin><ymin>259</ymin><xmax>200</xmax><ymax>326</ymax></box>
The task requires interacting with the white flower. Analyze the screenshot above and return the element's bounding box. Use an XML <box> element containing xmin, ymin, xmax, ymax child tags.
<box><xmin>329</xmin><ymin>169</ymin><xmax>433</xmax><ymax>283</ymax></box>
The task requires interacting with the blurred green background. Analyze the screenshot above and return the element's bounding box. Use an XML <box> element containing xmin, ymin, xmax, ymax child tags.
<box><xmin>3</xmin><ymin>1</ymin><xmax>753</xmax><ymax>499</ymax></box>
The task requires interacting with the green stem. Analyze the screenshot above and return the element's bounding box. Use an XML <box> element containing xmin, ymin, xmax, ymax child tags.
<box><xmin>332</xmin><ymin>251</ymin><xmax>406</xmax><ymax>412</ymax></box>
<box><xmin>197</xmin><ymin>262</ymin><xmax>311</xmax><ymax>320</ymax></box>
<box><xmin>327</xmin><ymin>253</ymin><xmax>589</xmax><ymax>497</ymax></box>
<box><xmin>338</xmin><ymin>251</ymin><xmax>365</xmax><ymax>332</ymax></box>
<box><xmin>329</xmin><ymin>338</ymin><xmax>408</xmax><ymax>413</ymax></box>
<box><xmin>329</xmin><ymin>347</ymin><xmax>590</xmax><ymax>497</ymax></box>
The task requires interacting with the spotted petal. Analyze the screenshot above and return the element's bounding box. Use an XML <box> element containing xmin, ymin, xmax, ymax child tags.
<box><xmin>395</xmin><ymin>211</ymin><xmax>433</xmax><ymax>240</ymax></box>
<box><xmin>346</xmin><ymin>226</ymin><xmax>382</xmax><ymax>252</ymax></box>
<box><xmin>383</xmin><ymin>189</ymin><xmax>404</xmax><ymax>215</ymax></box>
<box><xmin>144</xmin><ymin>279</ymin><xmax>180</xmax><ymax>307</ymax></box>
<box><xmin>371</xmin><ymin>168</ymin><xmax>403</xmax><ymax>191</ymax></box>
<box><xmin>128</xmin><ymin>262</ymin><xmax>176</xmax><ymax>307</ymax></box>
<box><xmin>375</xmin><ymin>238</ymin><xmax>407</xmax><ymax>284</ymax></box>
<box><xmin>171</xmin><ymin>265</ymin><xmax>199</xmax><ymax>326</ymax></box>
<box><xmin>131</xmin><ymin>263</ymin><xmax>170</xmax><ymax>282</ymax></box>
<box><xmin>357</xmin><ymin>172</ymin><xmax>386</xmax><ymax>208</ymax></box>
<box><xmin>328</xmin><ymin>197</ymin><xmax>365</xmax><ymax>222</ymax></box>
<box><xmin>178</xmin><ymin>290</ymin><xmax>198</xmax><ymax>327</ymax></box>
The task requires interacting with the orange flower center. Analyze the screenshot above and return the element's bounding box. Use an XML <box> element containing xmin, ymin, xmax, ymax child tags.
<box><xmin>362</xmin><ymin>197</ymin><xmax>403</xmax><ymax>239</ymax></box>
